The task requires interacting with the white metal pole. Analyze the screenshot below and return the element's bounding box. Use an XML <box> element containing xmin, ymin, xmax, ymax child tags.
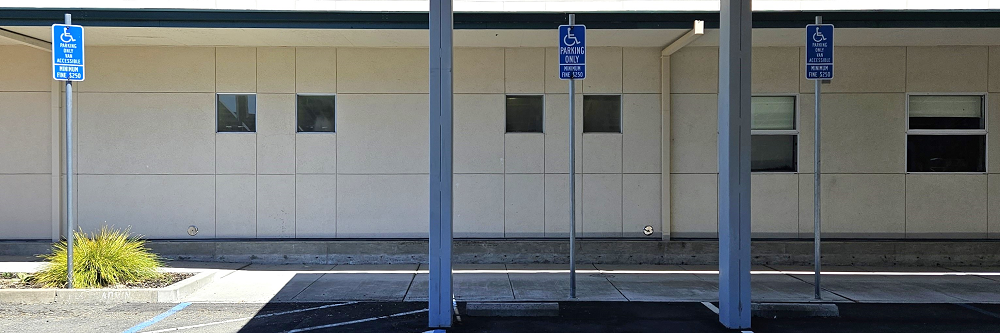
<box><xmin>718</xmin><ymin>0</ymin><xmax>752</xmax><ymax>328</ymax></box>
<box><xmin>428</xmin><ymin>0</ymin><xmax>454</xmax><ymax>327</ymax></box>
<box><xmin>64</xmin><ymin>13</ymin><xmax>74</xmax><ymax>290</ymax></box>
<box><xmin>568</xmin><ymin>13</ymin><xmax>577</xmax><ymax>300</ymax></box>
<box><xmin>813</xmin><ymin>15</ymin><xmax>823</xmax><ymax>301</ymax></box>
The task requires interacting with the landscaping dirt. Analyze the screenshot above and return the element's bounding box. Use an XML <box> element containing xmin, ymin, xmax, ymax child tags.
<box><xmin>0</xmin><ymin>272</ymin><xmax>195</xmax><ymax>289</ymax></box>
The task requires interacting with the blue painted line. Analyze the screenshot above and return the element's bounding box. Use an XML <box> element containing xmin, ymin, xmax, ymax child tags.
<box><xmin>122</xmin><ymin>302</ymin><xmax>192</xmax><ymax>333</ymax></box>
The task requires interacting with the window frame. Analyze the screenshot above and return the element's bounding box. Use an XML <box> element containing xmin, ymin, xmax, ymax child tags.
<box><xmin>504</xmin><ymin>94</ymin><xmax>545</xmax><ymax>134</ymax></box>
<box><xmin>215</xmin><ymin>92</ymin><xmax>257</xmax><ymax>134</ymax></box>
<box><xmin>582</xmin><ymin>94</ymin><xmax>623</xmax><ymax>134</ymax></box>
<box><xmin>750</xmin><ymin>94</ymin><xmax>800</xmax><ymax>173</ymax></box>
<box><xmin>904</xmin><ymin>92</ymin><xmax>988</xmax><ymax>174</ymax></box>
<box><xmin>295</xmin><ymin>93</ymin><xmax>338</xmax><ymax>134</ymax></box>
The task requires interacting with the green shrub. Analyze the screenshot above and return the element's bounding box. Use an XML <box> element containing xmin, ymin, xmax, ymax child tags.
<box><xmin>34</xmin><ymin>226</ymin><xmax>162</xmax><ymax>288</ymax></box>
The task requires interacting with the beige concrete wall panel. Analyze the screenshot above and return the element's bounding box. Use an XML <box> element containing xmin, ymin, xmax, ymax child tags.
<box><xmin>798</xmin><ymin>47</ymin><xmax>905</xmax><ymax>93</ymax></box>
<box><xmin>819</xmin><ymin>174</ymin><xmax>905</xmax><ymax>238</ymax></box>
<box><xmin>582</xmin><ymin>173</ymin><xmax>623</xmax><ymax>237</ymax></box>
<box><xmin>543</xmin><ymin>94</ymin><xmax>582</xmax><ymax>173</ymax></box>
<box><xmin>752</xmin><ymin>47</ymin><xmax>799</xmax><ymax>93</ymax></box>
<box><xmin>257</xmin><ymin>134</ymin><xmax>295</xmax><ymax>175</ymax></box>
<box><xmin>623</xmin><ymin>173</ymin><xmax>659</xmax><ymax>238</ymax></box>
<box><xmin>669</xmin><ymin>174</ymin><xmax>718</xmax><ymax>238</ymax></box>
<box><xmin>337</xmin><ymin>174</ymin><xmax>428</xmax><ymax>238</ymax></box>
<box><xmin>77</xmin><ymin>93</ymin><xmax>215</xmax><ymax>174</ymax></box>
<box><xmin>337</xmin><ymin>94</ymin><xmax>429</xmax><ymax>174</ymax></box>
<box><xmin>505</xmin><ymin>174</ymin><xmax>545</xmax><ymax>237</ymax></box>
<box><xmin>454</xmin><ymin>174</ymin><xmax>504</xmax><ymax>238</ymax></box>
<box><xmin>797</xmin><ymin>173</ymin><xmax>813</xmax><ymax>238</ymax></box>
<box><xmin>582</xmin><ymin>47</ymin><xmax>623</xmax><ymax>94</ymax></box>
<box><xmin>905</xmin><ymin>174</ymin><xmax>987</xmax><ymax>238</ymax></box>
<box><xmin>0</xmin><ymin>46</ymin><xmax>49</xmax><ymax>92</ymax></box>
<box><xmin>0</xmin><ymin>175</ymin><xmax>51</xmax><ymax>239</ymax></box>
<box><xmin>669</xmin><ymin>47</ymin><xmax>718</xmax><ymax>94</ymax></box>
<box><xmin>454</xmin><ymin>94</ymin><xmax>505</xmax><ymax>173</ymax></box>
<box><xmin>295</xmin><ymin>47</ymin><xmax>337</xmax><ymax>93</ymax></box>
<box><xmin>582</xmin><ymin>134</ymin><xmax>623</xmax><ymax>173</ymax></box>
<box><xmin>295</xmin><ymin>133</ymin><xmax>337</xmax><ymax>174</ymax></box>
<box><xmin>622</xmin><ymin>94</ymin><xmax>661</xmax><ymax>173</ymax></box>
<box><xmin>216</xmin><ymin>134</ymin><xmax>256</xmax><ymax>174</ymax></box>
<box><xmin>257</xmin><ymin>175</ymin><xmax>295</xmax><ymax>238</ymax></box>
<box><xmin>216</xmin><ymin>175</ymin><xmax>256</xmax><ymax>238</ymax></box>
<box><xmin>337</xmin><ymin>48</ymin><xmax>428</xmax><ymax>93</ymax></box>
<box><xmin>907</xmin><ymin>46</ymin><xmax>988</xmax><ymax>93</ymax></box>
<box><xmin>543</xmin><ymin>173</ymin><xmax>581</xmax><ymax>237</ymax></box>
<box><xmin>751</xmin><ymin>173</ymin><xmax>798</xmax><ymax>238</ymax></box>
<box><xmin>216</xmin><ymin>47</ymin><xmax>256</xmax><ymax>93</ymax></box>
<box><xmin>504</xmin><ymin>48</ymin><xmax>545</xmax><ymax>94</ymax></box>
<box><xmin>670</xmin><ymin>93</ymin><xmax>718</xmax><ymax>173</ymax></box>
<box><xmin>455</xmin><ymin>48</ymin><xmax>505</xmax><ymax>93</ymax></box>
<box><xmin>622</xmin><ymin>48</ymin><xmax>660</xmax><ymax>94</ymax></box>
<box><xmin>81</xmin><ymin>47</ymin><xmax>214</xmax><ymax>92</ymax></box>
<box><xmin>504</xmin><ymin>134</ymin><xmax>544</xmax><ymax>173</ymax></box>
<box><xmin>295</xmin><ymin>174</ymin><xmax>337</xmax><ymax>238</ymax></box>
<box><xmin>0</xmin><ymin>92</ymin><xmax>50</xmax><ymax>173</ymax></box>
<box><xmin>544</xmin><ymin>48</ymin><xmax>582</xmax><ymax>94</ymax></box>
<box><xmin>989</xmin><ymin>174</ymin><xmax>1000</xmax><ymax>239</ymax></box>
<box><xmin>991</xmin><ymin>47</ymin><xmax>1000</xmax><ymax>93</ymax></box>
<box><xmin>256</xmin><ymin>94</ymin><xmax>296</xmax><ymax>174</ymax></box>
<box><xmin>256</xmin><ymin>47</ymin><xmax>295</xmax><ymax>93</ymax></box>
<box><xmin>77</xmin><ymin>175</ymin><xmax>215</xmax><ymax>239</ymax></box>
<box><xmin>799</xmin><ymin>93</ymin><xmax>905</xmax><ymax>173</ymax></box>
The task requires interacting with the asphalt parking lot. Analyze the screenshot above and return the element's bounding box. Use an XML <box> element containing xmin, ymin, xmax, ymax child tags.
<box><xmin>1</xmin><ymin>302</ymin><xmax>999</xmax><ymax>332</ymax></box>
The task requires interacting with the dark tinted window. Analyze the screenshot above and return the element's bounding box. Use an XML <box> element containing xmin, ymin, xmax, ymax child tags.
<box><xmin>751</xmin><ymin>135</ymin><xmax>797</xmax><ymax>172</ymax></box>
<box><xmin>217</xmin><ymin>94</ymin><xmax>256</xmax><ymax>132</ymax></box>
<box><xmin>907</xmin><ymin>135</ymin><xmax>985</xmax><ymax>172</ymax></box>
<box><xmin>505</xmin><ymin>95</ymin><xmax>543</xmax><ymax>133</ymax></box>
<box><xmin>583</xmin><ymin>95</ymin><xmax>621</xmax><ymax>133</ymax></box>
<box><xmin>297</xmin><ymin>95</ymin><xmax>336</xmax><ymax>132</ymax></box>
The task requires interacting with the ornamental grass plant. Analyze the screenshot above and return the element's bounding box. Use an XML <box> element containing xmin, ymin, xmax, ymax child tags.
<box><xmin>34</xmin><ymin>226</ymin><xmax>162</xmax><ymax>288</ymax></box>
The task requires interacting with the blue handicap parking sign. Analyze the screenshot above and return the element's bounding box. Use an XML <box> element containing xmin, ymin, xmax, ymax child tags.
<box><xmin>805</xmin><ymin>24</ymin><xmax>833</xmax><ymax>80</ymax></box>
<box><xmin>559</xmin><ymin>25</ymin><xmax>586</xmax><ymax>80</ymax></box>
<box><xmin>52</xmin><ymin>24</ymin><xmax>85</xmax><ymax>81</ymax></box>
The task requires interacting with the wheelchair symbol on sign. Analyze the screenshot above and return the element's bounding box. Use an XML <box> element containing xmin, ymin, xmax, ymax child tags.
<box><xmin>563</xmin><ymin>27</ymin><xmax>580</xmax><ymax>46</ymax></box>
<box><xmin>60</xmin><ymin>27</ymin><xmax>76</xmax><ymax>43</ymax></box>
<box><xmin>812</xmin><ymin>27</ymin><xmax>827</xmax><ymax>43</ymax></box>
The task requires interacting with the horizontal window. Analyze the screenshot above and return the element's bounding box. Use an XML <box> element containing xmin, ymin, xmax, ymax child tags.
<box><xmin>907</xmin><ymin>135</ymin><xmax>985</xmax><ymax>172</ymax></box>
<box><xmin>751</xmin><ymin>96</ymin><xmax>797</xmax><ymax>172</ymax></box>
<box><xmin>906</xmin><ymin>95</ymin><xmax>986</xmax><ymax>173</ymax></box>
<box><xmin>506</xmin><ymin>95</ymin><xmax>543</xmax><ymax>133</ymax></box>
<box><xmin>909</xmin><ymin>95</ymin><xmax>984</xmax><ymax>130</ymax></box>
<box><xmin>583</xmin><ymin>95</ymin><xmax>621</xmax><ymax>133</ymax></box>
<box><xmin>297</xmin><ymin>95</ymin><xmax>336</xmax><ymax>133</ymax></box>
<box><xmin>217</xmin><ymin>94</ymin><xmax>256</xmax><ymax>132</ymax></box>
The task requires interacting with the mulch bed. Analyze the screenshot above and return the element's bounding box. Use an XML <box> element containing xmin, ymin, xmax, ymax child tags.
<box><xmin>0</xmin><ymin>272</ymin><xmax>195</xmax><ymax>289</ymax></box>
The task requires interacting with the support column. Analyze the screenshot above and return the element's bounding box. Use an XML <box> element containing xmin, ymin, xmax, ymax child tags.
<box><xmin>428</xmin><ymin>0</ymin><xmax>455</xmax><ymax>328</ymax></box>
<box><xmin>718</xmin><ymin>0</ymin><xmax>752</xmax><ymax>329</ymax></box>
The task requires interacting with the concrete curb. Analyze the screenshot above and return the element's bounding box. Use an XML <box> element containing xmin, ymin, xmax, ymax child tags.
<box><xmin>0</xmin><ymin>270</ymin><xmax>218</xmax><ymax>304</ymax></box>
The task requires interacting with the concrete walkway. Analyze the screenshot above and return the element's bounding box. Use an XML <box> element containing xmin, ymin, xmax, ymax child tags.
<box><xmin>2</xmin><ymin>257</ymin><xmax>998</xmax><ymax>304</ymax></box>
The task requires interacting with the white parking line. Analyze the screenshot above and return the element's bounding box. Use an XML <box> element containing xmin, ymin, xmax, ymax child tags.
<box><xmin>701</xmin><ymin>302</ymin><xmax>719</xmax><ymax>314</ymax></box>
<box><xmin>142</xmin><ymin>302</ymin><xmax>358</xmax><ymax>333</ymax></box>
<box><xmin>285</xmin><ymin>308</ymin><xmax>428</xmax><ymax>333</ymax></box>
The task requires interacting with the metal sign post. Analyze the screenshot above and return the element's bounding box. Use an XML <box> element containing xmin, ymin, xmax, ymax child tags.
<box><xmin>805</xmin><ymin>16</ymin><xmax>833</xmax><ymax>300</ymax></box>
<box><xmin>559</xmin><ymin>14</ymin><xmax>585</xmax><ymax>299</ymax></box>
<box><xmin>53</xmin><ymin>13</ymin><xmax>84</xmax><ymax>289</ymax></box>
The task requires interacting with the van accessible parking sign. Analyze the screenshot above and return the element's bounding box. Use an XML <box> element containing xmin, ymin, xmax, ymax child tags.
<box><xmin>52</xmin><ymin>24</ymin><xmax>84</xmax><ymax>81</ymax></box>
<box><xmin>805</xmin><ymin>24</ymin><xmax>833</xmax><ymax>80</ymax></box>
<box><xmin>559</xmin><ymin>24</ymin><xmax>586</xmax><ymax>80</ymax></box>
